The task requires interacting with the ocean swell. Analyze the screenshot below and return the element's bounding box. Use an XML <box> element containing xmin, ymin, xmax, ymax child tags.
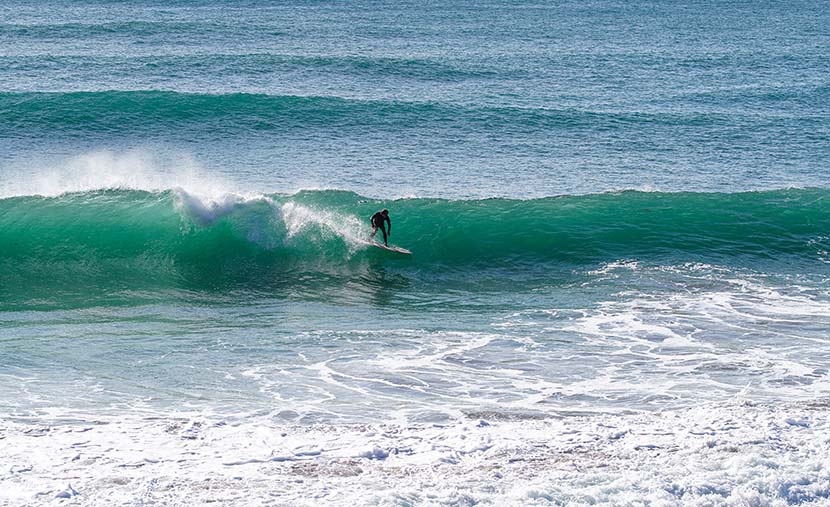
<box><xmin>0</xmin><ymin>90</ymin><xmax>754</xmax><ymax>138</ymax></box>
<box><xmin>0</xmin><ymin>187</ymin><xmax>828</xmax><ymax>306</ymax></box>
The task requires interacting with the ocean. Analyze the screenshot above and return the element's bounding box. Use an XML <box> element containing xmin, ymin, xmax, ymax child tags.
<box><xmin>1</xmin><ymin>1</ymin><xmax>830</xmax><ymax>505</ymax></box>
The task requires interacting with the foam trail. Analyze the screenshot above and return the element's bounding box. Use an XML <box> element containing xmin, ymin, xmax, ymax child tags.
<box><xmin>280</xmin><ymin>201</ymin><xmax>369</xmax><ymax>251</ymax></box>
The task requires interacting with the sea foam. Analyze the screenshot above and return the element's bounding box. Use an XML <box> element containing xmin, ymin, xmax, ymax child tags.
<box><xmin>2</xmin><ymin>401</ymin><xmax>828</xmax><ymax>506</ymax></box>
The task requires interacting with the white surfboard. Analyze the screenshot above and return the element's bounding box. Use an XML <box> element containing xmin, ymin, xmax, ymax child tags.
<box><xmin>359</xmin><ymin>239</ymin><xmax>412</xmax><ymax>255</ymax></box>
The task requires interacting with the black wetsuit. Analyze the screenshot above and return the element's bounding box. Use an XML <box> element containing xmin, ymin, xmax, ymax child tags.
<box><xmin>370</xmin><ymin>211</ymin><xmax>391</xmax><ymax>245</ymax></box>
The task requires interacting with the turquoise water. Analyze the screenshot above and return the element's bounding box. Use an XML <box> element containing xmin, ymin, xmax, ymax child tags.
<box><xmin>1</xmin><ymin>188</ymin><xmax>829</xmax><ymax>308</ymax></box>
<box><xmin>2</xmin><ymin>1</ymin><xmax>830</xmax><ymax>505</ymax></box>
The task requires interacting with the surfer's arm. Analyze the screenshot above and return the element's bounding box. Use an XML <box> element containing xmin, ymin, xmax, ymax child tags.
<box><xmin>386</xmin><ymin>217</ymin><xmax>391</xmax><ymax>235</ymax></box>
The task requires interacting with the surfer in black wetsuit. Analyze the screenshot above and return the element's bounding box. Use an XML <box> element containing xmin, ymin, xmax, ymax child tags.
<box><xmin>370</xmin><ymin>209</ymin><xmax>391</xmax><ymax>246</ymax></box>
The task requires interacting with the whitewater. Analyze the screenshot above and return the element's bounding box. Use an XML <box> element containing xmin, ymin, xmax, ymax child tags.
<box><xmin>2</xmin><ymin>0</ymin><xmax>830</xmax><ymax>505</ymax></box>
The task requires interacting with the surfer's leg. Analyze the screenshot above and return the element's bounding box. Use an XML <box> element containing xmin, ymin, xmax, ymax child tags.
<box><xmin>380</xmin><ymin>226</ymin><xmax>388</xmax><ymax>245</ymax></box>
<box><xmin>370</xmin><ymin>225</ymin><xmax>378</xmax><ymax>238</ymax></box>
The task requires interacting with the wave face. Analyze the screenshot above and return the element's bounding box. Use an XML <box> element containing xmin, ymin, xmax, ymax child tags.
<box><xmin>1</xmin><ymin>188</ymin><xmax>828</xmax><ymax>306</ymax></box>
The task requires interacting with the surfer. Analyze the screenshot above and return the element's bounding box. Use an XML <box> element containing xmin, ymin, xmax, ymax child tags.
<box><xmin>370</xmin><ymin>209</ymin><xmax>391</xmax><ymax>246</ymax></box>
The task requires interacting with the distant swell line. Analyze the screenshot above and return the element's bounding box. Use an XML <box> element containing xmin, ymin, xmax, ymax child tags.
<box><xmin>0</xmin><ymin>21</ymin><xmax>232</xmax><ymax>38</ymax></box>
<box><xmin>0</xmin><ymin>90</ymin><xmax>747</xmax><ymax>136</ymax></box>
<box><xmin>0</xmin><ymin>53</ymin><xmax>488</xmax><ymax>81</ymax></box>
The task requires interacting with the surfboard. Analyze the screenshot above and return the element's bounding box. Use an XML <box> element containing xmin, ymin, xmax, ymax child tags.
<box><xmin>359</xmin><ymin>239</ymin><xmax>412</xmax><ymax>255</ymax></box>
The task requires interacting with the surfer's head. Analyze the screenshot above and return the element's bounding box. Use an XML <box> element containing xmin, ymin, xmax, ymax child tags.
<box><xmin>381</xmin><ymin>209</ymin><xmax>389</xmax><ymax>216</ymax></box>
